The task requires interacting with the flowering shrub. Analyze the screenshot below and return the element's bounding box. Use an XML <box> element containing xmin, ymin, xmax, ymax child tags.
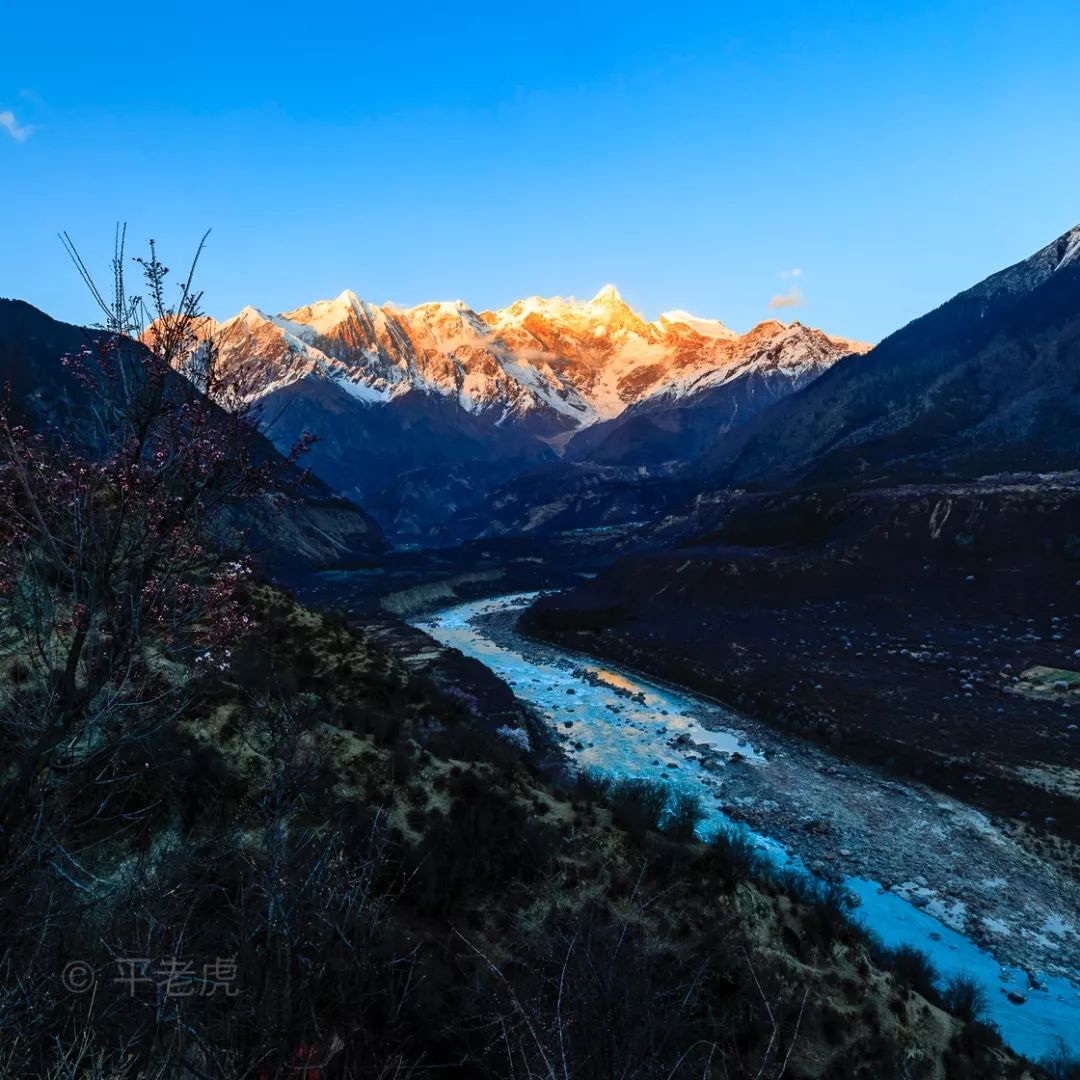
<box><xmin>443</xmin><ymin>685</ymin><xmax>480</xmax><ymax>716</ymax></box>
<box><xmin>495</xmin><ymin>724</ymin><xmax>531</xmax><ymax>753</ymax></box>
<box><xmin>0</xmin><ymin>230</ymin><xmax>306</xmax><ymax>835</ymax></box>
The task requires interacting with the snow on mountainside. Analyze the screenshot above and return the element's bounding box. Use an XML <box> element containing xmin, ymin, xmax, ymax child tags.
<box><xmin>656</xmin><ymin>311</ymin><xmax>739</xmax><ymax>340</ymax></box>
<box><xmin>965</xmin><ymin>223</ymin><xmax>1080</xmax><ymax>303</ymax></box>
<box><xmin>628</xmin><ymin>320</ymin><xmax>868</xmax><ymax>407</ymax></box>
<box><xmin>158</xmin><ymin>287</ymin><xmax>866</xmax><ymax>538</ymax></box>
<box><xmin>198</xmin><ymin>286</ymin><xmax>867</xmax><ymax>434</ymax></box>
<box><xmin>209</xmin><ymin>306</ymin><xmax>363</xmax><ymax>400</ymax></box>
<box><xmin>558</xmin><ymin>319</ymin><xmax>870</xmax><ymax>468</ymax></box>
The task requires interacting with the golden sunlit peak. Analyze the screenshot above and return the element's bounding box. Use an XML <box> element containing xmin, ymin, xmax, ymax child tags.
<box><xmin>591</xmin><ymin>284</ymin><xmax>624</xmax><ymax>304</ymax></box>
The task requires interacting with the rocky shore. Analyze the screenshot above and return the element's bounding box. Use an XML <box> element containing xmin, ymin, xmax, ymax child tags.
<box><xmin>470</xmin><ymin>601</ymin><xmax>1080</xmax><ymax>986</ymax></box>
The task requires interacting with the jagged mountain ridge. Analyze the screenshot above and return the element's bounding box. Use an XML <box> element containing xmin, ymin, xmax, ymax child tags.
<box><xmin>564</xmin><ymin>319</ymin><xmax>861</xmax><ymax>466</ymax></box>
<box><xmin>184</xmin><ymin>287</ymin><xmax>865</xmax><ymax>536</ymax></box>
<box><xmin>202</xmin><ymin>286</ymin><xmax>868</xmax><ymax>437</ymax></box>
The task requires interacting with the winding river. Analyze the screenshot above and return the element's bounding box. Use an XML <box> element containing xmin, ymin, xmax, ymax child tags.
<box><xmin>412</xmin><ymin>592</ymin><xmax>1080</xmax><ymax>1062</ymax></box>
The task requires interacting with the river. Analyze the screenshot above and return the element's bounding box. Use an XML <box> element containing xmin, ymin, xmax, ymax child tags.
<box><xmin>411</xmin><ymin>592</ymin><xmax>1080</xmax><ymax>1062</ymax></box>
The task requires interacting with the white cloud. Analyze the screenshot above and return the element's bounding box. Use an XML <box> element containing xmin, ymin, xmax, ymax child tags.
<box><xmin>780</xmin><ymin>268</ymin><xmax>803</xmax><ymax>279</ymax></box>
<box><xmin>0</xmin><ymin>110</ymin><xmax>33</xmax><ymax>142</ymax></box>
<box><xmin>768</xmin><ymin>285</ymin><xmax>805</xmax><ymax>310</ymax></box>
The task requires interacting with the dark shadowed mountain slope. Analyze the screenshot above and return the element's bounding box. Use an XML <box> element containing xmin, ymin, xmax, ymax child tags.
<box><xmin>0</xmin><ymin>299</ymin><xmax>388</xmax><ymax>569</ymax></box>
<box><xmin>253</xmin><ymin>376</ymin><xmax>555</xmax><ymax>510</ymax></box>
<box><xmin>700</xmin><ymin>225</ymin><xmax>1080</xmax><ymax>490</ymax></box>
<box><xmin>426</xmin><ymin>461</ymin><xmax>686</xmax><ymax>545</ymax></box>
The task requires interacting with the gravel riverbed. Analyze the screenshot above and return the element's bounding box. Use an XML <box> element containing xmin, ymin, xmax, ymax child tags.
<box><xmin>415</xmin><ymin>592</ymin><xmax>1080</xmax><ymax>1058</ymax></box>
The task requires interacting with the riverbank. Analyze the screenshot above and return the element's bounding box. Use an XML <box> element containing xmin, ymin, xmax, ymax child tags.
<box><xmin>518</xmin><ymin>487</ymin><xmax>1080</xmax><ymax>856</ymax></box>
<box><xmin>414</xmin><ymin>593</ymin><xmax>1080</xmax><ymax>1060</ymax></box>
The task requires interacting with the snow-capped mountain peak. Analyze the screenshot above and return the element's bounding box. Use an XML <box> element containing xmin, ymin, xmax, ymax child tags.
<box><xmin>220</xmin><ymin>304</ymin><xmax>272</xmax><ymax>328</ymax></box>
<box><xmin>203</xmin><ymin>286</ymin><xmax>868</xmax><ymax>434</ymax></box>
<box><xmin>278</xmin><ymin>289</ymin><xmax>378</xmax><ymax>337</ymax></box>
<box><xmin>1054</xmin><ymin>224</ymin><xmax>1080</xmax><ymax>273</ymax></box>
<box><xmin>658</xmin><ymin>310</ymin><xmax>738</xmax><ymax>340</ymax></box>
<box><xmin>588</xmin><ymin>284</ymin><xmax>630</xmax><ymax>311</ymax></box>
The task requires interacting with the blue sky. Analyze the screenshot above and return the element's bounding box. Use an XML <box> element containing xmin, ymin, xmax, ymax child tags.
<box><xmin>2</xmin><ymin>0</ymin><xmax>1079</xmax><ymax>342</ymax></box>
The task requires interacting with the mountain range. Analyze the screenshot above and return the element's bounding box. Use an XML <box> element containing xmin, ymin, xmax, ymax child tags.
<box><xmin>189</xmin><ymin>287</ymin><xmax>867</xmax><ymax>537</ymax></box>
<box><xmin>3</xmin><ymin>222</ymin><xmax>1078</xmax><ymax>852</ymax></box>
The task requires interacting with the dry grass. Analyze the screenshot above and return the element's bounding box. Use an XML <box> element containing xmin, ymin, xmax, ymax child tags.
<box><xmin>0</xmin><ymin>587</ymin><xmax>1037</xmax><ymax>1078</ymax></box>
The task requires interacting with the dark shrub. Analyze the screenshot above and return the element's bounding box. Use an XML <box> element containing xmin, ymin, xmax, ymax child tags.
<box><xmin>702</xmin><ymin>826</ymin><xmax>763</xmax><ymax>890</ymax></box>
<box><xmin>888</xmin><ymin>944</ymin><xmax>940</xmax><ymax>1002</ymax></box>
<box><xmin>407</xmin><ymin>771</ymin><xmax>555</xmax><ymax>915</ymax></box>
<box><xmin>391</xmin><ymin>743</ymin><xmax>416</xmax><ymax>783</ymax></box>
<box><xmin>370</xmin><ymin>708</ymin><xmax>404</xmax><ymax>747</ymax></box>
<box><xmin>610</xmin><ymin>778</ymin><xmax>669</xmax><ymax>840</ymax></box>
<box><xmin>806</xmin><ymin>880</ymin><xmax>860</xmax><ymax>946</ymax></box>
<box><xmin>421</xmin><ymin>721</ymin><xmax>498</xmax><ymax>763</ymax></box>
<box><xmin>942</xmin><ymin>974</ymin><xmax>989</xmax><ymax>1024</ymax></box>
<box><xmin>1041</xmin><ymin>1038</ymin><xmax>1080</xmax><ymax>1080</ymax></box>
<box><xmin>766</xmin><ymin>868</ymin><xmax>862</xmax><ymax>949</ymax></box>
<box><xmin>6</xmin><ymin>657</ymin><xmax>30</xmax><ymax>684</ymax></box>
<box><xmin>770</xmin><ymin>866</ymin><xmax>814</xmax><ymax>904</ymax></box>
<box><xmin>663</xmin><ymin>789</ymin><xmax>705</xmax><ymax>841</ymax></box>
<box><xmin>171</xmin><ymin>742</ymin><xmax>245</xmax><ymax>831</ymax></box>
<box><xmin>820</xmin><ymin>1004</ymin><xmax>846</xmax><ymax>1046</ymax></box>
<box><xmin>574</xmin><ymin>767</ymin><xmax>612</xmax><ymax>806</ymax></box>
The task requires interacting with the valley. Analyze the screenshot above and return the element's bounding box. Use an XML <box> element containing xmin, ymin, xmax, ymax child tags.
<box><xmin>280</xmin><ymin>222</ymin><xmax>1080</xmax><ymax>1066</ymax></box>
<box><xmin>412</xmin><ymin>592</ymin><xmax>1080</xmax><ymax>1060</ymax></box>
<box><xmin>7</xmin><ymin>7</ymin><xmax>1080</xmax><ymax>1073</ymax></box>
<box><xmin>192</xmin><ymin>286</ymin><xmax>867</xmax><ymax>541</ymax></box>
<box><xmin>290</xmin><ymin>487</ymin><xmax>1080</xmax><ymax>1063</ymax></box>
<box><xmin>4</xmin><ymin>220</ymin><xmax>1080</xmax><ymax>1074</ymax></box>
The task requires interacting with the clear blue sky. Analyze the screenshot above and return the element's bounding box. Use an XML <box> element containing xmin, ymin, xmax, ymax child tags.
<box><xmin>2</xmin><ymin>0</ymin><xmax>1078</xmax><ymax>343</ymax></box>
